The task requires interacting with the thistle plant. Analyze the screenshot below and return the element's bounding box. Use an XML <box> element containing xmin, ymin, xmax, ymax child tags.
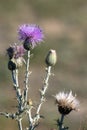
<box><xmin>0</xmin><ymin>24</ymin><xmax>80</xmax><ymax>130</ymax></box>
<box><xmin>0</xmin><ymin>24</ymin><xmax>57</xmax><ymax>130</ymax></box>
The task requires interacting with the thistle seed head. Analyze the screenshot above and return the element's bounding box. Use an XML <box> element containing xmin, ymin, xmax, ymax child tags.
<box><xmin>54</xmin><ymin>91</ymin><xmax>79</xmax><ymax>115</ymax></box>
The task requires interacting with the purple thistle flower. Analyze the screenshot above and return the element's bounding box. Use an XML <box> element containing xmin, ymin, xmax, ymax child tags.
<box><xmin>18</xmin><ymin>24</ymin><xmax>44</xmax><ymax>49</ymax></box>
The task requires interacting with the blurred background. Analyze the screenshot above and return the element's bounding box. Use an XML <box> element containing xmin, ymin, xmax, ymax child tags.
<box><xmin>0</xmin><ymin>0</ymin><xmax>87</xmax><ymax>130</ymax></box>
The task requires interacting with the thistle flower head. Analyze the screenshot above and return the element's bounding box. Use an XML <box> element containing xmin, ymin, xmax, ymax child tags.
<box><xmin>7</xmin><ymin>44</ymin><xmax>26</xmax><ymax>59</ymax></box>
<box><xmin>7</xmin><ymin>44</ymin><xmax>26</xmax><ymax>70</ymax></box>
<box><xmin>54</xmin><ymin>91</ymin><xmax>79</xmax><ymax>115</ymax></box>
<box><xmin>18</xmin><ymin>24</ymin><xmax>44</xmax><ymax>50</ymax></box>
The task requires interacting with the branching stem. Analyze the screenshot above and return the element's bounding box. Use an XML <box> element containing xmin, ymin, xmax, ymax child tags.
<box><xmin>12</xmin><ymin>69</ymin><xmax>22</xmax><ymax>109</ymax></box>
<box><xmin>28</xmin><ymin>66</ymin><xmax>52</xmax><ymax>130</ymax></box>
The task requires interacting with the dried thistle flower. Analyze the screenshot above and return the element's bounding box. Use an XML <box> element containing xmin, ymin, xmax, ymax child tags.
<box><xmin>7</xmin><ymin>44</ymin><xmax>26</xmax><ymax>69</ymax></box>
<box><xmin>54</xmin><ymin>91</ymin><xmax>79</xmax><ymax>115</ymax></box>
<box><xmin>7</xmin><ymin>44</ymin><xmax>26</xmax><ymax>59</ymax></box>
<box><xmin>18</xmin><ymin>24</ymin><xmax>44</xmax><ymax>50</ymax></box>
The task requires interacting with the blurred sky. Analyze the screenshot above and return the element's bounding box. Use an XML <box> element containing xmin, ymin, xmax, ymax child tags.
<box><xmin>0</xmin><ymin>0</ymin><xmax>87</xmax><ymax>130</ymax></box>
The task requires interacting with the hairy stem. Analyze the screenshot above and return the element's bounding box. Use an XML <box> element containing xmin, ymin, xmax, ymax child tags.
<box><xmin>36</xmin><ymin>66</ymin><xmax>51</xmax><ymax>114</ymax></box>
<box><xmin>12</xmin><ymin>69</ymin><xmax>22</xmax><ymax>107</ymax></box>
<box><xmin>18</xmin><ymin>119</ymin><xmax>23</xmax><ymax>130</ymax></box>
<box><xmin>24</xmin><ymin>50</ymin><xmax>31</xmax><ymax>104</ymax></box>
<box><xmin>0</xmin><ymin>112</ymin><xmax>16</xmax><ymax>119</ymax></box>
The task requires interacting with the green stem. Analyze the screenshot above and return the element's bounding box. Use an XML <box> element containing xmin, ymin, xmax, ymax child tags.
<box><xmin>59</xmin><ymin>114</ymin><xmax>64</xmax><ymax>130</ymax></box>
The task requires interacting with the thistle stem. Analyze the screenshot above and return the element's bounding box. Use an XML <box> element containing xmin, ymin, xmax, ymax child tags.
<box><xmin>12</xmin><ymin>69</ymin><xmax>22</xmax><ymax>108</ymax></box>
<box><xmin>0</xmin><ymin>112</ymin><xmax>16</xmax><ymax>119</ymax></box>
<box><xmin>36</xmin><ymin>66</ymin><xmax>51</xmax><ymax>115</ymax></box>
<box><xmin>18</xmin><ymin>119</ymin><xmax>23</xmax><ymax>130</ymax></box>
<box><xmin>59</xmin><ymin>114</ymin><xmax>65</xmax><ymax>130</ymax></box>
<box><xmin>28</xmin><ymin>66</ymin><xmax>52</xmax><ymax>130</ymax></box>
<box><xmin>27</xmin><ymin>107</ymin><xmax>33</xmax><ymax>126</ymax></box>
<box><xmin>12</xmin><ymin>70</ymin><xmax>16</xmax><ymax>84</ymax></box>
<box><xmin>24</xmin><ymin>50</ymin><xmax>30</xmax><ymax>103</ymax></box>
<box><xmin>15</xmin><ymin>69</ymin><xmax>19</xmax><ymax>87</ymax></box>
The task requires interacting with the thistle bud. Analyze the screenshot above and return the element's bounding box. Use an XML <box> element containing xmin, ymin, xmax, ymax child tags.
<box><xmin>23</xmin><ymin>38</ymin><xmax>32</xmax><ymax>50</ymax></box>
<box><xmin>7</xmin><ymin>47</ymin><xmax>14</xmax><ymax>59</ymax></box>
<box><xmin>45</xmin><ymin>49</ymin><xmax>57</xmax><ymax>66</ymax></box>
<box><xmin>8</xmin><ymin>59</ymin><xmax>16</xmax><ymax>71</ymax></box>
